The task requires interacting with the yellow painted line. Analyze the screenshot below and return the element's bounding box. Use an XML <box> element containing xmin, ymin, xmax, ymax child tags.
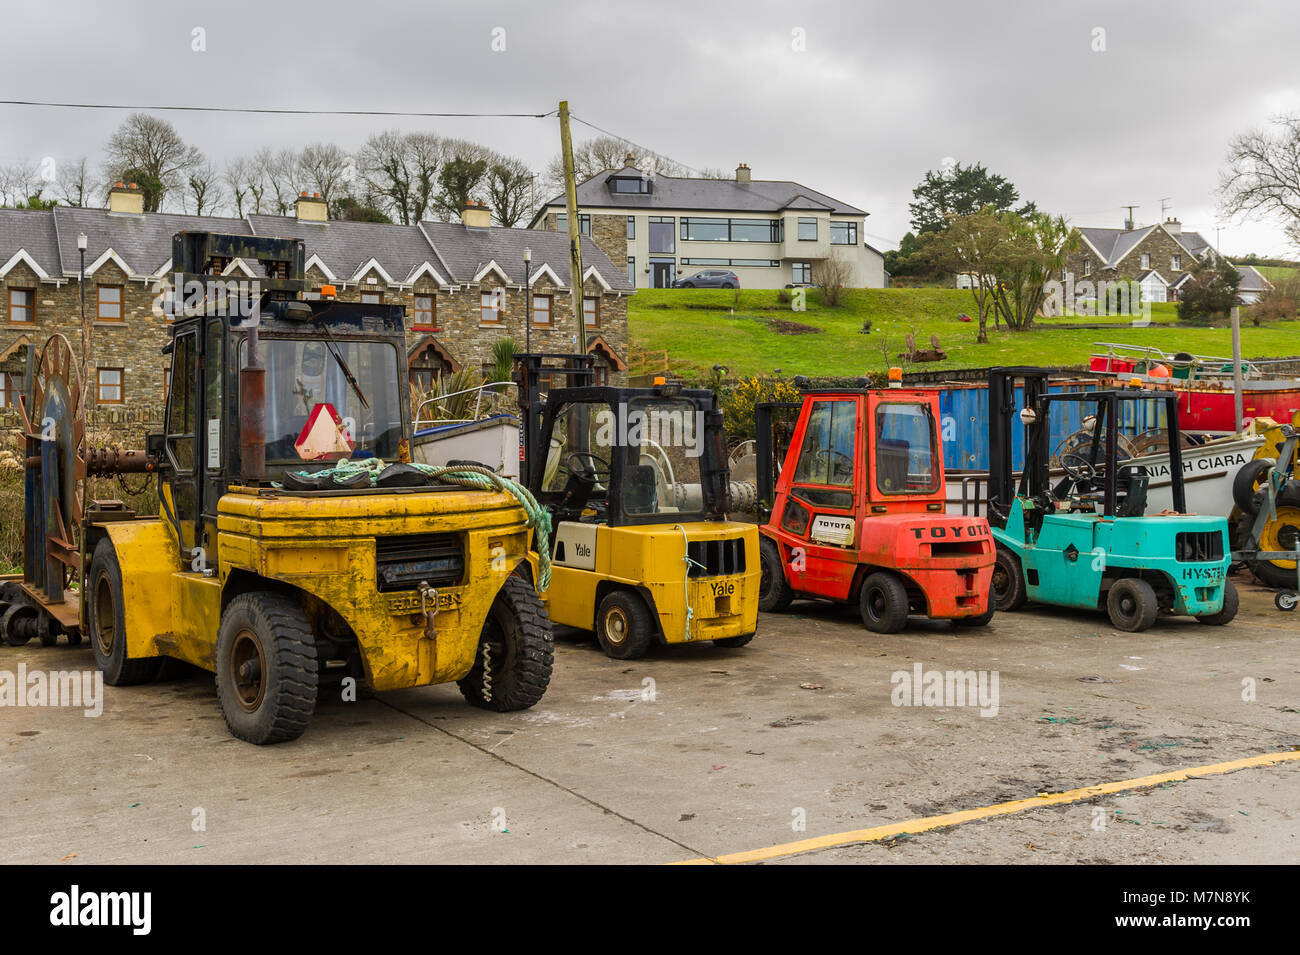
<box><xmin>674</xmin><ymin>749</ymin><xmax>1300</xmax><ymax>865</ymax></box>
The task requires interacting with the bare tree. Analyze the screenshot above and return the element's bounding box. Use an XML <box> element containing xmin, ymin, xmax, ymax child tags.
<box><xmin>186</xmin><ymin>161</ymin><xmax>223</xmax><ymax>216</ymax></box>
<box><xmin>0</xmin><ymin>162</ymin><xmax>40</xmax><ymax>207</ymax></box>
<box><xmin>102</xmin><ymin>112</ymin><xmax>203</xmax><ymax>211</ymax></box>
<box><xmin>357</xmin><ymin>130</ymin><xmax>442</xmax><ymax>224</ymax></box>
<box><xmin>254</xmin><ymin>147</ymin><xmax>300</xmax><ymax>215</ymax></box>
<box><xmin>223</xmin><ymin>156</ymin><xmax>266</xmax><ymax>216</ymax></box>
<box><xmin>543</xmin><ymin>135</ymin><xmax>639</xmax><ymax>197</ymax></box>
<box><xmin>1220</xmin><ymin>114</ymin><xmax>1300</xmax><ymax>248</ymax></box>
<box><xmin>55</xmin><ymin>157</ymin><xmax>93</xmax><ymax>207</ymax></box>
<box><xmin>485</xmin><ymin>155</ymin><xmax>534</xmax><ymax>227</ymax></box>
<box><xmin>814</xmin><ymin>251</ymin><xmax>854</xmax><ymax>307</ymax></box>
<box><xmin>298</xmin><ymin>142</ymin><xmax>351</xmax><ymax>209</ymax></box>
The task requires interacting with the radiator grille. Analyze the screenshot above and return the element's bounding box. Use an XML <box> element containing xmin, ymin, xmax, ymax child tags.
<box><xmin>375</xmin><ymin>533</ymin><xmax>465</xmax><ymax>592</ymax></box>
<box><xmin>687</xmin><ymin>538</ymin><xmax>746</xmax><ymax>578</ymax></box>
<box><xmin>1176</xmin><ymin>531</ymin><xmax>1223</xmax><ymax>563</ymax></box>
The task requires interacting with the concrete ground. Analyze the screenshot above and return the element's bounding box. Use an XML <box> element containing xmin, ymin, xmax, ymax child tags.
<box><xmin>2</xmin><ymin>573</ymin><xmax>1297</xmax><ymax>865</ymax></box>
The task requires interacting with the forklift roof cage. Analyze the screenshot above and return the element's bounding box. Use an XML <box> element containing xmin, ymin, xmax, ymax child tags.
<box><xmin>986</xmin><ymin>366</ymin><xmax>1188</xmax><ymax>527</ymax></box>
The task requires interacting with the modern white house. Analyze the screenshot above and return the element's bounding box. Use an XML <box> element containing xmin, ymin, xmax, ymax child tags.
<box><xmin>529</xmin><ymin>159</ymin><xmax>885</xmax><ymax>290</ymax></box>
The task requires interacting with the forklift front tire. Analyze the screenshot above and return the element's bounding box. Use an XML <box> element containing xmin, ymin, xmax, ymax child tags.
<box><xmin>758</xmin><ymin>537</ymin><xmax>794</xmax><ymax>613</ymax></box>
<box><xmin>459</xmin><ymin>575</ymin><xmax>555</xmax><ymax>709</ymax></box>
<box><xmin>215</xmin><ymin>593</ymin><xmax>319</xmax><ymax>744</ymax></box>
<box><xmin>88</xmin><ymin>539</ymin><xmax>163</xmax><ymax>686</ymax></box>
<box><xmin>713</xmin><ymin>632</ymin><xmax>755</xmax><ymax>648</ymax></box>
<box><xmin>594</xmin><ymin>590</ymin><xmax>655</xmax><ymax>660</ymax></box>
<box><xmin>1106</xmin><ymin>578</ymin><xmax>1158</xmax><ymax>632</ymax></box>
<box><xmin>859</xmin><ymin>571</ymin><xmax>909</xmax><ymax>633</ymax></box>
<box><xmin>1196</xmin><ymin>579</ymin><xmax>1239</xmax><ymax>626</ymax></box>
<box><xmin>992</xmin><ymin>547</ymin><xmax>1027</xmax><ymax>612</ymax></box>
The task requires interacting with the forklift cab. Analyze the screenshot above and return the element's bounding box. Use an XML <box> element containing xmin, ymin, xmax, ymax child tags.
<box><xmin>530</xmin><ymin>384</ymin><xmax>729</xmax><ymax>529</ymax></box>
<box><xmin>763</xmin><ymin>386</ymin><xmax>947</xmax><ymax>557</ymax></box>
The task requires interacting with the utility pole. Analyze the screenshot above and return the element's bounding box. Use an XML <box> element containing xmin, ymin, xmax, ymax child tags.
<box><xmin>559</xmin><ymin>100</ymin><xmax>586</xmax><ymax>354</ymax></box>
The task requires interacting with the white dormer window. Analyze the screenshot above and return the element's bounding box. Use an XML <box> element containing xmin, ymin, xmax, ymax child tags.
<box><xmin>1140</xmin><ymin>253</ymin><xmax>1150</xmax><ymax>270</ymax></box>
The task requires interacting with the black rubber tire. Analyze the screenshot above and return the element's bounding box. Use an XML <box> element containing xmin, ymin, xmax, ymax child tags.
<box><xmin>1239</xmin><ymin>485</ymin><xmax>1300</xmax><ymax>589</ymax></box>
<box><xmin>1196</xmin><ymin>578</ymin><xmax>1239</xmax><ymax>626</ymax></box>
<box><xmin>593</xmin><ymin>589</ymin><xmax>656</xmax><ymax>660</ymax></box>
<box><xmin>215</xmin><ymin>592</ymin><xmax>319</xmax><ymax>744</ymax></box>
<box><xmin>722</xmin><ymin>282</ymin><xmax>737</xmax><ymax>289</ymax></box>
<box><xmin>758</xmin><ymin>536</ymin><xmax>794</xmax><ymax>613</ymax></box>
<box><xmin>680</xmin><ymin>282</ymin><xmax>695</xmax><ymax>288</ymax></box>
<box><xmin>459</xmin><ymin>574</ymin><xmax>554</xmax><ymax>708</ymax></box>
<box><xmin>1106</xmin><ymin>578</ymin><xmax>1159</xmax><ymax>632</ymax></box>
<box><xmin>1232</xmin><ymin>459</ymin><xmax>1274</xmax><ymax>514</ymax></box>
<box><xmin>859</xmin><ymin>571</ymin><xmax>909</xmax><ymax>633</ymax></box>
<box><xmin>713</xmin><ymin>632</ymin><xmax>755</xmax><ymax>648</ymax></box>
<box><xmin>1</xmin><ymin>603</ymin><xmax>37</xmax><ymax>647</ymax></box>
<box><xmin>1276</xmin><ymin>591</ymin><xmax>1298</xmax><ymax>611</ymax></box>
<box><xmin>992</xmin><ymin>545</ymin><xmax>1027</xmax><ymax>612</ymax></box>
<box><xmin>88</xmin><ymin>538</ymin><xmax>163</xmax><ymax>685</ymax></box>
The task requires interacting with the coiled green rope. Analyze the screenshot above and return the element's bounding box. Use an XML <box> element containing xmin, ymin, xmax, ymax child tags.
<box><xmin>282</xmin><ymin>460</ymin><xmax>552</xmax><ymax>591</ymax></box>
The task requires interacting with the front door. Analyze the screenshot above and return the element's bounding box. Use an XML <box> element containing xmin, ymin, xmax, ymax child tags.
<box><xmin>650</xmin><ymin>258</ymin><xmax>675</xmax><ymax>288</ymax></box>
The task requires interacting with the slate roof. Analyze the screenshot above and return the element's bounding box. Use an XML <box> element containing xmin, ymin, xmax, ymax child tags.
<box><xmin>0</xmin><ymin>207</ymin><xmax>631</xmax><ymax>292</ymax></box>
<box><xmin>1078</xmin><ymin>223</ymin><xmax>1213</xmax><ymax>268</ymax></box>
<box><xmin>532</xmin><ymin>164</ymin><xmax>866</xmax><ymax>221</ymax></box>
<box><xmin>1234</xmin><ymin>264</ymin><xmax>1273</xmax><ymax>293</ymax></box>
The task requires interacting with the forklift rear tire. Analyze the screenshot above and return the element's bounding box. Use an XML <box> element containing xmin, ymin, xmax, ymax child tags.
<box><xmin>859</xmin><ymin>572</ymin><xmax>909</xmax><ymax>634</ymax></box>
<box><xmin>758</xmin><ymin>537</ymin><xmax>794</xmax><ymax>613</ymax></box>
<box><xmin>991</xmin><ymin>547</ymin><xmax>1027</xmax><ymax>612</ymax></box>
<box><xmin>594</xmin><ymin>590</ymin><xmax>656</xmax><ymax>660</ymax></box>
<box><xmin>215</xmin><ymin>593</ymin><xmax>319</xmax><ymax>744</ymax></box>
<box><xmin>88</xmin><ymin>539</ymin><xmax>163</xmax><ymax>685</ymax></box>
<box><xmin>1196</xmin><ymin>579</ymin><xmax>1239</xmax><ymax>626</ymax></box>
<box><xmin>459</xmin><ymin>575</ymin><xmax>555</xmax><ymax>708</ymax></box>
<box><xmin>1106</xmin><ymin>578</ymin><xmax>1159</xmax><ymax>632</ymax></box>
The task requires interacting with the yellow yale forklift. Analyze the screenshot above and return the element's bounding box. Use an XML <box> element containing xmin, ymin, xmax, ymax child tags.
<box><xmin>513</xmin><ymin>353</ymin><xmax>759</xmax><ymax>658</ymax></box>
<box><xmin>0</xmin><ymin>232</ymin><xmax>553</xmax><ymax>743</ymax></box>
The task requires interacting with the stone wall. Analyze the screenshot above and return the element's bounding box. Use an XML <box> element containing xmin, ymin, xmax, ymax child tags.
<box><xmin>535</xmin><ymin>212</ymin><xmax>629</xmax><ymax>276</ymax></box>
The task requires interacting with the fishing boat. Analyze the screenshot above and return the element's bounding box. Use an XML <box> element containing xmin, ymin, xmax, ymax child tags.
<box><xmin>1089</xmin><ymin>342</ymin><xmax>1300</xmax><ymax>434</ymax></box>
<box><xmin>409</xmin><ymin>381</ymin><xmax>522</xmax><ymax>479</ymax></box>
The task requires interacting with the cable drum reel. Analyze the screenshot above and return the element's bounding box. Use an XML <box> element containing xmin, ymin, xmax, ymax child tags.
<box><xmin>2</xmin><ymin>334</ymin><xmax>89</xmax><ymax>645</ymax></box>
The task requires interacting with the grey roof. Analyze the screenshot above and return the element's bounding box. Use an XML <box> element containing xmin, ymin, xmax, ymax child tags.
<box><xmin>533</xmin><ymin>164</ymin><xmax>866</xmax><ymax>220</ymax></box>
<box><xmin>0</xmin><ymin>208</ymin><xmax>60</xmax><ymax>274</ymax></box>
<box><xmin>1233</xmin><ymin>264</ymin><xmax>1273</xmax><ymax>293</ymax></box>
<box><xmin>1134</xmin><ymin>269</ymin><xmax>1168</xmax><ymax>285</ymax></box>
<box><xmin>0</xmin><ymin>207</ymin><xmax>631</xmax><ymax>292</ymax></box>
<box><xmin>55</xmin><ymin>206</ymin><xmax>254</xmax><ymax>277</ymax></box>
<box><xmin>420</xmin><ymin>220</ymin><xmax>634</xmax><ymax>291</ymax></box>
<box><xmin>1078</xmin><ymin>223</ymin><xmax>1216</xmax><ymax>268</ymax></box>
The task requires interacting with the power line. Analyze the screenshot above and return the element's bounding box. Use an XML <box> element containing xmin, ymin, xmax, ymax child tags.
<box><xmin>0</xmin><ymin>98</ymin><xmax>556</xmax><ymax>119</ymax></box>
<box><xmin>570</xmin><ymin>113</ymin><xmax>706</xmax><ymax>176</ymax></box>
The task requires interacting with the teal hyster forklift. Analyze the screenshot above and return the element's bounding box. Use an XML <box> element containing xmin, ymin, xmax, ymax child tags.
<box><xmin>983</xmin><ymin>367</ymin><xmax>1237</xmax><ymax>631</ymax></box>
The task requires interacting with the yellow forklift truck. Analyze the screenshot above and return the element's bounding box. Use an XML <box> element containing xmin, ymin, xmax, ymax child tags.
<box><xmin>0</xmin><ymin>232</ymin><xmax>553</xmax><ymax>743</ymax></box>
<box><xmin>513</xmin><ymin>354</ymin><xmax>759</xmax><ymax>658</ymax></box>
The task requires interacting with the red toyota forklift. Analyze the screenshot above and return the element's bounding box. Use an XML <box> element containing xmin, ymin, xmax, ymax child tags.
<box><xmin>755</xmin><ymin>372</ymin><xmax>996</xmax><ymax>632</ymax></box>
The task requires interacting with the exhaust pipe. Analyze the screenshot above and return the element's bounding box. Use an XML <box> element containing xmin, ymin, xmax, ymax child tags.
<box><xmin>240</xmin><ymin>302</ymin><xmax>266</xmax><ymax>483</ymax></box>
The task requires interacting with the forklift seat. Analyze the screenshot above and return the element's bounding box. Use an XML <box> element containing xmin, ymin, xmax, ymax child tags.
<box><xmin>877</xmin><ymin>438</ymin><xmax>910</xmax><ymax>492</ymax></box>
<box><xmin>624</xmin><ymin>465</ymin><xmax>659</xmax><ymax>515</ymax></box>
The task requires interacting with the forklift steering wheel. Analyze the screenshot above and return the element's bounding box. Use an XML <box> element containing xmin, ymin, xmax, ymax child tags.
<box><xmin>566</xmin><ymin>451</ymin><xmax>611</xmax><ymax>483</ymax></box>
<box><xmin>1060</xmin><ymin>452</ymin><xmax>1100</xmax><ymax>483</ymax></box>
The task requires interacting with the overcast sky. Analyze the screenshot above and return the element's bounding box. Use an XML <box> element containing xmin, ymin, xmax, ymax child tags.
<box><xmin>2</xmin><ymin>0</ymin><xmax>1297</xmax><ymax>256</ymax></box>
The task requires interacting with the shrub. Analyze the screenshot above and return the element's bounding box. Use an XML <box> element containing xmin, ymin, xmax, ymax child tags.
<box><xmin>718</xmin><ymin>375</ymin><xmax>803</xmax><ymax>442</ymax></box>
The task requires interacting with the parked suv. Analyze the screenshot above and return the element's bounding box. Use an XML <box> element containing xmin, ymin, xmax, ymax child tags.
<box><xmin>673</xmin><ymin>269</ymin><xmax>740</xmax><ymax>289</ymax></box>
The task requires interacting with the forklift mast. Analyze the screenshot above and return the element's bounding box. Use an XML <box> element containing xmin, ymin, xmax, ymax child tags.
<box><xmin>986</xmin><ymin>366</ymin><xmax>1188</xmax><ymax>526</ymax></box>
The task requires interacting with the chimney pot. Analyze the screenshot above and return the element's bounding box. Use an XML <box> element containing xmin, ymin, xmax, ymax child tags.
<box><xmin>301</xmin><ymin>191</ymin><xmax>308</xmax><ymax>197</ymax></box>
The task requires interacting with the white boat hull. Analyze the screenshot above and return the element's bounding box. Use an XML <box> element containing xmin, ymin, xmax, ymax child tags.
<box><xmin>945</xmin><ymin>435</ymin><xmax>1265</xmax><ymax>518</ymax></box>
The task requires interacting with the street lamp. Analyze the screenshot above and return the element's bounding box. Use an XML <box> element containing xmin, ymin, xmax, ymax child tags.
<box><xmin>77</xmin><ymin>233</ymin><xmax>88</xmax><ymax>378</ymax></box>
<box><xmin>523</xmin><ymin>247</ymin><xmax>532</xmax><ymax>354</ymax></box>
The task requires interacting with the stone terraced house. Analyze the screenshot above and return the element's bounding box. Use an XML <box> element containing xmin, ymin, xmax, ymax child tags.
<box><xmin>0</xmin><ymin>186</ymin><xmax>632</xmax><ymax>440</ymax></box>
<box><xmin>1062</xmin><ymin>217</ymin><xmax>1271</xmax><ymax>304</ymax></box>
